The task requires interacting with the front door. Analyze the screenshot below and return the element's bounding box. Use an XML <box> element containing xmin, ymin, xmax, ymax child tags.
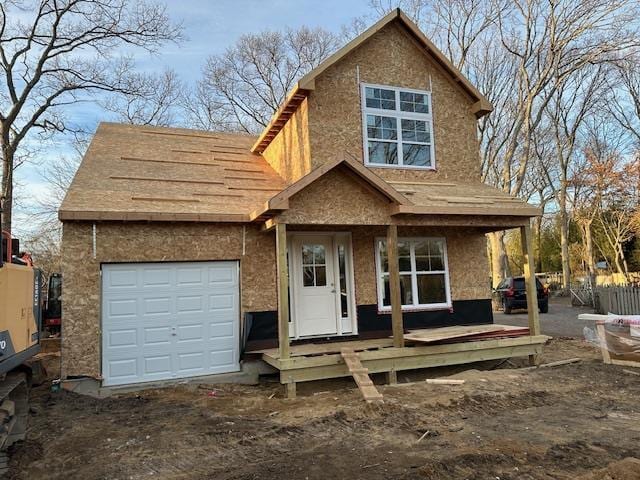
<box><xmin>291</xmin><ymin>235</ymin><xmax>338</xmax><ymax>337</ymax></box>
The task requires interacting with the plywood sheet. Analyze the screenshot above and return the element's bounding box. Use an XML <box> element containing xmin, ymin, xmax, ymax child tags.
<box><xmin>59</xmin><ymin>123</ymin><xmax>286</xmax><ymax>221</ymax></box>
<box><xmin>404</xmin><ymin>324</ymin><xmax>528</xmax><ymax>344</ymax></box>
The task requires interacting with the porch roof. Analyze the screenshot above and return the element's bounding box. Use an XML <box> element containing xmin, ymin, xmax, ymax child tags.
<box><xmin>388</xmin><ymin>181</ymin><xmax>541</xmax><ymax>217</ymax></box>
<box><xmin>253</xmin><ymin>157</ymin><xmax>541</xmax><ymax>225</ymax></box>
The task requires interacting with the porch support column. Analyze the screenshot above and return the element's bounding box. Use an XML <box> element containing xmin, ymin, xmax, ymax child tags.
<box><xmin>387</xmin><ymin>224</ymin><xmax>404</xmax><ymax>348</ymax></box>
<box><xmin>520</xmin><ymin>222</ymin><xmax>541</xmax><ymax>365</ymax></box>
<box><xmin>276</xmin><ymin>223</ymin><xmax>290</xmax><ymax>360</ymax></box>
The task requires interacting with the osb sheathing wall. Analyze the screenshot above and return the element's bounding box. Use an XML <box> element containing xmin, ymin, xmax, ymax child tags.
<box><xmin>262</xmin><ymin>98</ymin><xmax>312</xmax><ymax>184</ymax></box>
<box><xmin>61</xmin><ymin>221</ymin><xmax>276</xmax><ymax>378</ymax></box>
<box><xmin>289</xmin><ymin>224</ymin><xmax>491</xmax><ymax>306</ymax></box>
<box><xmin>360</xmin><ymin>226</ymin><xmax>492</xmax><ymax>303</ymax></box>
<box><xmin>278</xmin><ymin>167</ymin><xmax>394</xmax><ymax>225</ymax></box>
<box><xmin>306</xmin><ymin>21</ymin><xmax>481</xmax><ymax>183</ymax></box>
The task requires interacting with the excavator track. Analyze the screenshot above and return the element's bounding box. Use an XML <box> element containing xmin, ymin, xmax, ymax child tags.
<box><xmin>0</xmin><ymin>372</ymin><xmax>29</xmax><ymax>476</ymax></box>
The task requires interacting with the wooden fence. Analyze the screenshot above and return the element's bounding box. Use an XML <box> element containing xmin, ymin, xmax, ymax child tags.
<box><xmin>595</xmin><ymin>286</ymin><xmax>640</xmax><ymax>315</ymax></box>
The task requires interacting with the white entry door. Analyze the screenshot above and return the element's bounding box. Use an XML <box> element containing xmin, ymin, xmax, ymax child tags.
<box><xmin>101</xmin><ymin>261</ymin><xmax>240</xmax><ymax>386</ymax></box>
<box><xmin>291</xmin><ymin>235</ymin><xmax>339</xmax><ymax>337</ymax></box>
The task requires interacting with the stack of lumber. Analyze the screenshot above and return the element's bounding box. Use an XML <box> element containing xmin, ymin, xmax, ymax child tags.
<box><xmin>404</xmin><ymin>324</ymin><xmax>529</xmax><ymax>345</ymax></box>
<box><xmin>340</xmin><ymin>348</ymin><xmax>383</xmax><ymax>403</ymax></box>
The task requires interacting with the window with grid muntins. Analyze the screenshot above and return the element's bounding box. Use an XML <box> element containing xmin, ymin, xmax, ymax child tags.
<box><xmin>362</xmin><ymin>84</ymin><xmax>435</xmax><ymax>169</ymax></box>
<box><xmin>375</xmin><ymin>237</ymin><xmax>451</xmax><ymax>311</ymax></box>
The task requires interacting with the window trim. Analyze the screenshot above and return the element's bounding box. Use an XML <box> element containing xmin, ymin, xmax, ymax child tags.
<box><xmin>361</xmin><ymin>83</ymin><xmax>436</xmax><ymax>170</ymax></box>
<box><xmin>374</xmin><ymin>236</ymin><xmax>452</xmax><ymax>312</ymax></box>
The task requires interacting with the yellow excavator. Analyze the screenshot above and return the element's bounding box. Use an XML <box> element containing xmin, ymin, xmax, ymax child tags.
<box><xmin>0</xmin><ymin>203</ymin><xmax>41</xmax><ymax>473</ymax></box>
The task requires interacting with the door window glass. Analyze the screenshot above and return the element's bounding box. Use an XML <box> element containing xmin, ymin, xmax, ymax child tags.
<box><xmin>302</xmin><ymin>244</ymin><xmax>327</xmax><ymax>287</ymax></box>
<box><xmin>338</xmin><ymin>244</ymin><xmax>348</xmax><ymax>318</ymax></box>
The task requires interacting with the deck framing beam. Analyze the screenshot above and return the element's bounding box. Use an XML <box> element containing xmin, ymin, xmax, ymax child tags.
<box><xmin>264</xmin><ymin>335</ymin><xmax>549</xmax><ymax>384</ymax></box>
<box><xmin>276</xmin><ymin>342</ymin><xmax>545</xmax><ymax>384</ymax></box>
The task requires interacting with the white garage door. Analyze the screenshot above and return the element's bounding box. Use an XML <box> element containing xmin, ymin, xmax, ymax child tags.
<box><xmin>101</xmin><ymin>261</ymin><xmax>240</xmax><ymax>386</ymax></box>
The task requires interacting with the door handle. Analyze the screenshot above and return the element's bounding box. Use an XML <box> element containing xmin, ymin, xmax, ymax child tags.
<box><xmin>331</xmin><ymin>289</ymin><xmax>336</xmax><ymax>293</ymax></box>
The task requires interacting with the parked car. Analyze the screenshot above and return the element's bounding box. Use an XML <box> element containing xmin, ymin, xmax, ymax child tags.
<box><xmin>494</xmin><ymin>276</ymin><xmax>549</xmax><ymax>314</ymax></box>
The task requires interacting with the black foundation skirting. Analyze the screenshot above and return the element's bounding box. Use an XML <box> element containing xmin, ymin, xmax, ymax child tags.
<box><xmin>243</xmin><ymin>299</ymin><xmax>493</xmax><ymax>352</ymax></box>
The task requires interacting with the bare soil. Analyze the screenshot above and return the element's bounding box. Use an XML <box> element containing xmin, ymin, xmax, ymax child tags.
<box><xmin>10</xmin><ymin>338</ymin><xmax>640</xmax><ymax>480</ymax></box>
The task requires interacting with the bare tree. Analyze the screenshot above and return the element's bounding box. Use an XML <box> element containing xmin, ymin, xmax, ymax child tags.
<box><xmin>545</xmin><ymin>65</ymin><xmax>607</xmax><ymax>290</ymax></box>
<box><xmin>187</xmin><ymin>26</ymin><xmax>338</xmax><ymax>133</ymax></box>
<box><xmin>572</xmin><ymin>119</ymin><xmax>630</xmax><ymax>281</ymax></box>
<box><xmin>0</xmin><ymin>0</ymin><xmax>181</xmax><ymax>233</ymax></box>
<box><xmin>34</xmin><ymin>68</ymin><xmax>186</xmax><ymax>233</ymax></box>
<box><xmin>490</xmin><ymin>0</ymin><xmax>638</xmax><ymax>284</ymax></box>
<box><xmin>608</xmin><ymin>53</ymin><xmax>640</xmax><ymax>147</ymax></box>
<box><xmin>100</xmin><ymin>69</ymin><xmax>183</xmax><ymax>127</ymax></box>
<box><xmin>369</xmin><ymin>0</ymin><xmax>507</xmax><ymax>72</ymax></box>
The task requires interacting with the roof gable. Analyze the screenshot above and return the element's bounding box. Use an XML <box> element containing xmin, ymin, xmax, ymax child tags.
<box><xmin>250</xmin><ymin>155</ymin><xmax>410</xmax><ymax>221</ymax></box>
<box><xmin>252</xmin><ymin>8</ymin><xmax>492</xmax><ymax>154</ymax></box>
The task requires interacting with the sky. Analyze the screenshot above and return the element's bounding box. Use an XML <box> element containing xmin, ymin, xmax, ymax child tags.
<box><xmin>14</xmin><ymin>0</ymin><xmax>375</xmax><ymax>236</ymax></box>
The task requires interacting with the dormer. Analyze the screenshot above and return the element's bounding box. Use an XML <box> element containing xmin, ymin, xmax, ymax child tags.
<box><xmin>253</xmin><ymin>8</ymin><xmax>492</xmax><ymax>185</ymax></box>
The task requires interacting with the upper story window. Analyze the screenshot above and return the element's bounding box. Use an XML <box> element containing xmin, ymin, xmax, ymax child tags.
<box><xmin>361</xmin><ymin>84</ymin><xmax>435</xmax><ymax>169</ymax></box>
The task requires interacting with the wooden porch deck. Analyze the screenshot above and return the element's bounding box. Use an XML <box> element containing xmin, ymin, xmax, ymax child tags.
<box><xmin>258</xmin><ymin>328</ymin><xmax>550</xmax><ymax>397</ymax></box>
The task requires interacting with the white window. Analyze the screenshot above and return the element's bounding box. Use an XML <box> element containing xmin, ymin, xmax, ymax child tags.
<box><xmin>361</xmin><ymin>84</ymin><xmax>435</xmax><ymax>169</ymax></box>
<box><xmin>375</xmin><ymin>237</ymin><xmax>451</xmax><ymax>311</ymax></box>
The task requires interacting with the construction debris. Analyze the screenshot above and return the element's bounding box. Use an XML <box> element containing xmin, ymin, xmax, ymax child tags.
<box><xmin>404</xmin><ymin>324</ymin><xmax>529</xmax><ymax>345</ymax></box>
<box><xmin>340</xmin><ymin>348</ymin><xmax>383</xmax><ymax>403</ymax></box>
<box><xmin>425</xmin><ymin>379</ymin><xmax>466</xmax><ymax>385</ymax></box>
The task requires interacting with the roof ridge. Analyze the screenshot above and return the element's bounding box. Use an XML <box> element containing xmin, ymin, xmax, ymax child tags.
<box><xmin>98</xmin><ymin>122</ymin><xmax>258</xmax><ymax>140</ymax></box>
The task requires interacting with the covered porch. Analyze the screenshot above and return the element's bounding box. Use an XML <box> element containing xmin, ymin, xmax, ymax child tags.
<box><xmin>267</xmin><ymin>220</ymin><xmax>547</xmax><ymax>398</ymax></box>
<box><xmin>249</xmin><ymin>157</ymin><xmax>546</xmax><ymax>398</ymax></box>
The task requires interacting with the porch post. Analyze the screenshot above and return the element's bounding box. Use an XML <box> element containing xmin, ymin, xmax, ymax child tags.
<box><xmin>275</xmin><ymin>223</ymin><xmax>290</xmax><ymax>360</ymax></box>
<box><xmin>520</xmin><ymin>222</ymin><xmax>541</xmax><ymax>365</ymax></box>
<box><xmin>387</xmin><ymin>224</ymin><xmax>404</xmax><ymax>348</ymax></box>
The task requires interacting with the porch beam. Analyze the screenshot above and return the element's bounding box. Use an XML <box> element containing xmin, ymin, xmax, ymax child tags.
<box><xmin>276</xmin><ymin>223</ymin><xmax>290</xmax><ymax>360</ymax></box>
<box><xmin>520</xmin><ymin>222</ymin><xmax>541</xmax><ymax>365</ymax></box>
<box><xmin>387</xmin><ymin>224</ymin><xmax>404</xmax><ymax>348</ymax></box>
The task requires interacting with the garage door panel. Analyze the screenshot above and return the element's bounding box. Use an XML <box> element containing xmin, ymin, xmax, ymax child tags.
<box><xmin>177</xmin><ymin>352</ymin><xmax>206</xmax><ymax>372</ymax></box>
<box><xmin>209</xmin><ymin>337</ymin><xmax>235</xmax><ymax>350</ymax></box>
<box><xmin>144</xmin><ymin>355</ymin><xmax>172</xmax><ymax>375</ymax></box>
<box><xmin>106</xmin><ymin>269</ymin><xmax>138</xmax><ymax>289</ymax></box>
<box><xmin>177</xmin><ymin>323</ymin><xmax>204</xmax><ymax>341</ymax></box>
<box><xmin>209</xmin><ymin>293</ymin><xmax>235</xmax><ymax>310</ymax></box>
<box><xmin>142</xmin><ymin>267</ymin><xmax>172</xmax><ymax>287</ymax></box>
<box><xmin>143</xmin><ymin>326</ymin><xmax>172</xmax><ymax>346</ymax></box>
<box><xmin>210</xmin><ymin>350</ymin><xmax>236</xmax><ymax>369</ymax></box>
<box><xmin>102</xmin><ymin>261</ymin><xmax>240</xmax><ymax>386</ymax></box>
<box><xmin>142</xmin><ymin>296</ymin><xmax>172</xmax><ymax>315</ymax></box>
<box><xmin>107</xmin><ymin>298</ymin><xmax>138</xmax><ymax>318</ymax></box>
<box><xmin>108</xmin><ymin>328</ymin><xmax>138</xmax><ymax>348</ymax></box>
<box><xmin>177</xmin><ymin>267</ymin><xmax>204</xmax><ymax>286</ymax></box>
<box><xmin>208</xmin><ymin>265</ymin><xmax>235</xmax><ymax>284</ymax></box>
<box><xmin>176</xmin><ymin>295</ymin><xmax>204</xmax><ymax>313</ymax></box>
<box><xmin>208</xmin><ymin>323</ymin><xmax>234</xmax><ymax>340</ymax></box>
<box><xmin>107</xmin><ymin>358</ymin><xmax>138</xmax><ymax>381</ymax></box>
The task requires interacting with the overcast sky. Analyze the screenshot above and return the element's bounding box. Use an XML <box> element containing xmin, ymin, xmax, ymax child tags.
<box><xmin>15</xmin><ymin>0</ymin><xmax>374</xmax><ymax>235</ymax></box>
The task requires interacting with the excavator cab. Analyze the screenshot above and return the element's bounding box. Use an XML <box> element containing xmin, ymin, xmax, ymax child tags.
<box><xmin>44</xmin><ymin>273</ymin><xmax>62</xmax><ymax>334</ymax></box>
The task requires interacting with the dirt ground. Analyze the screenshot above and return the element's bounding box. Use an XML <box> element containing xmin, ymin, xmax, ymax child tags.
<box><xmin>9</xmin><ymin>335</ymin><xmax>640</xmax><ymax>480</ymax></box>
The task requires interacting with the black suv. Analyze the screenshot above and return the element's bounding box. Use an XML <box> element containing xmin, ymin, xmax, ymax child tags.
<box><xmin>494</xmin><ymin>276</ymin><xmax>549</xmax><ymax>314</ymax></box>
